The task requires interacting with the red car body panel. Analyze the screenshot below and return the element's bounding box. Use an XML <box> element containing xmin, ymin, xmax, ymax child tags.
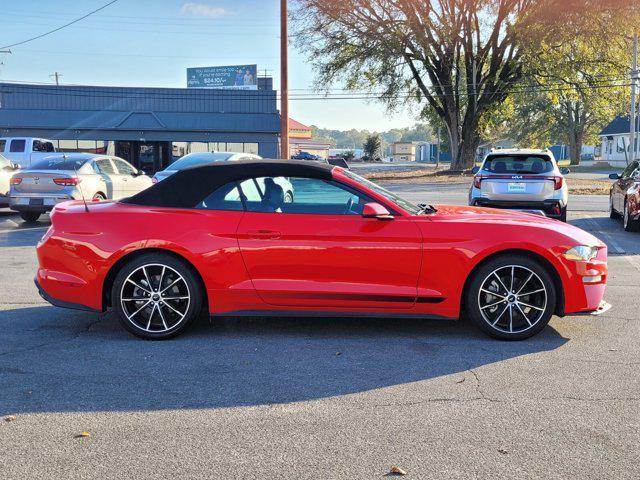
<box><xmin>36</xmin><ymin>167</ymin><xmax>608</xmax><ymax>319</ymax></box>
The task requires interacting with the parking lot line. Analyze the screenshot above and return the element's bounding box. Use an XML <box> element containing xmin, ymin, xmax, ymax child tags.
<box><xmin>580</xmin><ymin>216</ymin><xmax>625</xmax><ymax>254</ymax></box>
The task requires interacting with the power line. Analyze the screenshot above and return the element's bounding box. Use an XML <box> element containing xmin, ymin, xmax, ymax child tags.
<box><xmin>0</xmin><ymin>79</ymin><xmax>630</xmax><ymax>102</ymax></box>
<box><xmin>0</xmin><ymin>0</ymin><xmax>120</xmax><ymax>50</ymax></box>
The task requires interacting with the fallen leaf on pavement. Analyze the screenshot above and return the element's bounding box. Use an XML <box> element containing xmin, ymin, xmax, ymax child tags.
<box><xmin>336</xmin><ymin>352</ymin><xmax>341</xmax><ymax>356</ymax></box>
<box><xmin>4</xmin><ymin>415</ymin><xmax>16</xmax><ymax>422</ymax></box>
<box><xmin>389</xmin><ymin>465</ymin><xmax>407</xmax><ymax>476</ymax></box>
<box><xmin>456</xmin><ymin>378</ymin><xmax>465</xmax><ymax>384</ymax></box>
<box><xmin>498</xmin><ymin>448</ymin><xmax>508</xmax><ymax>455</ymax></box>
<box><xmin>75</xmin><ymin>432</ymin><xmax>91</xmax><ymax>438</ymax></box>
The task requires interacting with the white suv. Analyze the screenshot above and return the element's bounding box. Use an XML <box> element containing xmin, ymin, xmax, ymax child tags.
<box><xmin>469</xmin><ymin>149</ymin><xmax>569</xmax><ymax>221</ymax></box>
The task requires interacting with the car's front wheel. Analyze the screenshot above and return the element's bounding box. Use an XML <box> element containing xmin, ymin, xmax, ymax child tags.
<box><xmin>465</xmin><ymin>254</ymin><xmax>557</xmax><ymax>340</ymax></box>
<box><xmin>112</xmin><ymin>253</ymin><xmax>203</xmax><ymax>340</ymax></box>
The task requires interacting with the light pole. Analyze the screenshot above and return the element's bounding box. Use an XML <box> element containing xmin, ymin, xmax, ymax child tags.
<box><xmin>630</xmin><ymin>33</ymin><xmax>638</xmax><ymax>163</ymax></box>
<box><xmin>280</xmin><ymin>0</ymin><xmax>289</xmax><ymax>159</ymax></box>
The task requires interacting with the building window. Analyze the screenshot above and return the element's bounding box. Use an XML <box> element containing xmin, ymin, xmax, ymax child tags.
<box><xmin>226</xmin><ymin>143</ymin><xmax>244</xmax><ymax>153</ymax></box>
<box><xmin>57</xmin><ymin>140</ymin><xmax>78</xmax><ymax>152</ymax></box>
<box><xmin>188</xmin><ymin>142</ymin><xmax>208</xmax><ymax>154</ymax></box>
<box><xmin>244</xmin><ymin>143</ymin><xmax>259</xmax><ymax>155</ymax></box>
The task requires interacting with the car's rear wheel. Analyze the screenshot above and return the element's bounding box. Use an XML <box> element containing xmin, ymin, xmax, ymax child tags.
<box><xmin>284</xmin><ymin>191</ymin><xmax>293</xmax><ymax>203</ymax></box>
<box><xmin>465</xmin><ymin>255</ymin><xmax>557</xmax><ymax>340</ymax></box>
<box><xmin>623</xmin><ymin>200</ymin><xmax>640</xmax><ymax>232</ymax></box>
<box><xmin>112</xmin><ymin>253</ymin><xmax>203</xmax><ymax>340</ymax></box>
<box><xmin>20</xmin><ymin>211</ymin><xmax>41</xmax><ymax>223</ymax></box>
<box><xmin>92</xmin><ymin>192</ymin><xmax>106</xmax><ymax>201</ymax></box>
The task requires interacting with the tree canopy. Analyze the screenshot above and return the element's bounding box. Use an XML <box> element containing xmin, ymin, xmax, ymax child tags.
<box><xmin>294</xmin><ymin>0</ymin><xmax>638</xmax><ymax>169</ymax></box>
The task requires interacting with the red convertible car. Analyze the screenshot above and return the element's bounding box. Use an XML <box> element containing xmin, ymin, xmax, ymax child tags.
<box><xmin>36</xmin><ymin>160</ymin><xmax>609</xmax><ymax>340</ymax></box>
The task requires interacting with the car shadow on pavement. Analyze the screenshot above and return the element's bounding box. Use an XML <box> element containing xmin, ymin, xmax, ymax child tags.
<box><xmin>0</xmin><ymin>306</ymin><xmax>567</xmax><ymax>415</ymax></box>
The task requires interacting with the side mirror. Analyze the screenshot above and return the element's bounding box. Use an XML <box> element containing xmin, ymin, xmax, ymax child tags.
<box><xmin>362</xmin><ymin>202</ymin><xmax>393</xmax><ymax>220</ymax></box>
<box><xmin>471</xmin><ymin>166</ymin><xmax>480</xmax><ymax>174</ymax></box>
<box><xmin>135</xmin><ymin>170</ymin><xmax>145</xmax><ymax>176</ymax></box>
<box><xmin>560</xmin><ymin>167</ymin><xmax>571</xmax><ymax>175</ymax></box>
<box><xmin>609</xmin><ymin>173</ymin><xmax>621</xmax><ymax>180</ymax></box>
<box><xmin>12</xmin><ymin>162</ymin><xmax>20</xmax><ymax>170</ymax></box>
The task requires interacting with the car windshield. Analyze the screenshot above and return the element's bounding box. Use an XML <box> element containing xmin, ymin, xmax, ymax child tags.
<box><xmin>167</xmin><ymin>153</ymin><xmax>234</xmax><ymax>170</ymax></box>
<box><xmin>30</xmin><ymin>158</ymin><xmax>88</xmax><ymax>171</ymax></box>
<box><xmin>483</xmin><ymin>155</ymin><xmax>554</xmax><ymax>174</ymax></box>
<box><xmin>341</xmin><ymin>169</ymin><xmax>422</xmax><ymax>215</ymax></box>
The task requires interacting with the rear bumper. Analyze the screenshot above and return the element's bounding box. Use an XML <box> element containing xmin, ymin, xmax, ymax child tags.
<box><xmin>35</xmin><ymin>277</ymin><xmax>101</xmax><ymax>313</ymax></box>
<box><xmin>472</xmin><ymin>198</ymin><xmax>565</xmax><ymax>217</ymax></box>
<box><xmin>10</xmin><ymin>194</ymin><xmax>73</xmax><ymax>213</ymax></box>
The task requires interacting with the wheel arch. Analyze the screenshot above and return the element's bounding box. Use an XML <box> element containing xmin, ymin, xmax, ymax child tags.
<box><xmin>101</xmin><ymin>248</ymin><xmax>208</xmax><ymax>311</ymax></box>
<box><xmin>460</xmin><ymin>248</ymin><xmax>565</xmax><ymax>317</ymax></box>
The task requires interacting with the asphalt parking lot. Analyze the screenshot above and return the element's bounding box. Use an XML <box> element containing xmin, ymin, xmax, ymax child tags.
<box><xmin>1</xmin><ymin>183</ymin><xmax>639</xmax><ymax>479</ymax></box>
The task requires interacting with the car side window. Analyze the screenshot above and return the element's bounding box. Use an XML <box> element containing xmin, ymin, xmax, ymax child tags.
<box><xmin>195</xmin><ymin>181</ymin><xmax>244</xmax><ymax>211</ymax></box>
<box><xmin>33</xmin><ymin>140</ymin><xmax>55</xmax><ymax>152</ymax></box>
<box><xmin>112</xmin><ymin>158</ymin><xmax>136</xmax><ymax>175</ymax></box>
<box><xmin>10</xmin><ymin>139</ymin><xmax>25</xmax><ymax>153</ymax></box>
<box><xmin>623</xmin><ymin>161</ymin><xmax>639</xmax><ymax>178</ymax></box>
<box><xmin>0</xmin><ymin>140</ymin><xmax>5</xmax><ymax>152</ymax></box>
<box><xmin>95</xmin><ymin>159</ymin><xmax>115</xmax><ymax>174</ymax></box>
<box><xmin>240</xmin><ymin>176</ymin><xmax>370</xmax><ymax>215</ymax></box>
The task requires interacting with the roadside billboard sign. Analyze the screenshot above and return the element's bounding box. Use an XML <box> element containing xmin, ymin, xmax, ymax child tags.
<box><xmin>187</xmin><ymin>65</ymin><xmax>258</xmax><ymax>90</ymax></box>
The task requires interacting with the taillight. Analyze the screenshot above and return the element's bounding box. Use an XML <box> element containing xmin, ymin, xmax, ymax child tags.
<box><xmin>151</xmin><ymin>176</ymin><xmax>158</xmax><ymax>184</ymax></box>
<box><xmin>473</xmin><ymin>176</ymin><xmax>482</xmax><ymax>189</ymax></box>
<box><xmin>10</xmin><ymin>177</ymin><xmax>22</xmax><ymax>185</ymax></box>
<box><xmin>53</xmin><ymin>177</ymin><xmax>81</xmax><ymax>186</ymax></box>
<box><xmin>553</xmin><ymin>176</ymin><xmax>563</xmax><ymax>190</ymax></box>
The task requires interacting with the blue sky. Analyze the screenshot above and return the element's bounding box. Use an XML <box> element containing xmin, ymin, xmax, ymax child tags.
<box><xmin>0</xmin><ymin>0</ymin><xmax>416</xmax><ymax>131</ymax></box>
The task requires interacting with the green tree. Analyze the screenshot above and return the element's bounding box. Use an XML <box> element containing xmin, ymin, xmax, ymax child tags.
<box><xmin>507</xmin><ymin>34</ymin><xmax>631</xmax><ymax>164</ymax></box>
<box><xmin>294</xmin><ymin>0</ymin><xmax>636</xmax><ymax>170</ymax></box>
<box><xmin>363</xmin><ymin>134</ymin><xmax>382</xmax><ymax>161</ymax></box>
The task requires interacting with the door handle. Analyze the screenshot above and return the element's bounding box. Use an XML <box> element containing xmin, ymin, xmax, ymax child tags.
<box><xmin>246</xmin><ymin>229</ymin><xmax>281</xmax><ymax>239</ymax></box>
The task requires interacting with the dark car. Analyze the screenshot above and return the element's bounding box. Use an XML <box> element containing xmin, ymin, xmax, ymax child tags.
<box><xmin>609</xmin><ymin>160</ymin><xmax>640</xmax><ymax>232</ymax></box>
<box><xmin>292</xmin><ymin>151</ymin><xmax>322</xmax><ymax>161</ymax></box>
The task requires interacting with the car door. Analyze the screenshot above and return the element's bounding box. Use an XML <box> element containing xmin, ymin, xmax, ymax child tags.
<box><xmin>615</xmin><ymin>161</ymin><xmax>638</xmax><ymax>211</ymax></box>
<box><xmin>93</xmin><ymin>158</ymin><xmax>117</xmax><ymax>199</ymax></box>
<box><xmin>112</xmin><ymin>157</ymin><xmax>151</xmax><ymax>196</ymax></box>
<box><xmin>236</xmin><ymin>175</ymin><xmax>423</xmax><ymax>309</ymax></box>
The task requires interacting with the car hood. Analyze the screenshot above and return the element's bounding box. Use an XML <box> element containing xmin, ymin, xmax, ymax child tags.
<box><xmin>429</xmin><ymin>204</ymin><xmax>604</xmax><ymax>247</ymax></box>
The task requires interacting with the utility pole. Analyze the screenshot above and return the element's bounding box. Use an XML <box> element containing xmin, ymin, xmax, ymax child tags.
<box><xmin>50</xmin><ymin>71</ymin><xmax>63</xmax><ymax>85</ymax></box>
<box><xmin>630</xmin><ymin>33</ymin><xmax>638</xmax><ymax>163</ymax></box>
<box><xmin>280</xmin><ymin>0</ymin><xmax>289</xmax><ymax>159</ymax></box>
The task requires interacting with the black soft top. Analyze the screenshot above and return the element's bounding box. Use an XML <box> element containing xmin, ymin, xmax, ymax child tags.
<box><xmin>122</xmin><ymin>159</ymin><xmax>334</xmax><ymax>208</ymax></box>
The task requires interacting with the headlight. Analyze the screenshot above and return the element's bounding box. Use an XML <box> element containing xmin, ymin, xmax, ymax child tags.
<box><xmin>563</xmin><ymin>245</ymin><xmax>598</xmax><ymax>262</ymax></box>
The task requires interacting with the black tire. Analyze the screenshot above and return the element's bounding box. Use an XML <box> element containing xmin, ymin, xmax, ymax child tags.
<box><xmin>92</xmin><ymin>192</ymin><xmax>106</xmax><ymax>201</ymax></box>
<box><xmin>623</xmin><ymin>200</ymin><xmax>640</xmax><ymax>232</ymax></box>
<box><xmin>558</xmin><ymin>206</ymin><xmax>567</xmax><ymax>222</ymax></box>
<box><xmin>464</xmin><ymin>254</ymin><xmax>557</xmax><ymax>340</ymax></box>
<box><xmin>20</xmin><ymin>211</ymin><xmax>41</xmax><ymax>223</ymax></box>
<box><xmin>284</xmin><ymin>191</ymin><xmax>294</xmax><ymax>203</ymax></box>
<box><xmin>111</xmin><ymin>253</ymin><xmax>203</xmax><ymax>340</ymax></box>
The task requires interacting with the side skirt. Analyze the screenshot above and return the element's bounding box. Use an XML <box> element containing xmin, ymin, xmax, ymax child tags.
<box><xmin>211</xmin><ymin>309</ymin><xmax>458</xmax><ymax>321</ymax></box>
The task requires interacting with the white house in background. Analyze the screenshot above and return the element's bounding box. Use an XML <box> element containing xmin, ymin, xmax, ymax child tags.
<box><xmin>599</xmin><ymin>115</ymin><xmax>640</xmax><ymax>167</ymax></box>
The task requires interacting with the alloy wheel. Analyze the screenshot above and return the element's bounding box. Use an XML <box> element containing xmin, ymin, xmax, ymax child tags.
<box><xmin>120</xmin><ymin>263</ymin><xmax>191</xmax><ymax>333</ymax></box>
<box><xmin>477</xmin><ymin>265</ymin><xmax>547</xmax><ymax>334</ymax></box>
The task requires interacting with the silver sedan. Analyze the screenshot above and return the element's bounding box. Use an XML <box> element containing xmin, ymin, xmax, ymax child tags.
<box><xmin>9</xmin><ymin>153</ymin><xmax>153</xmax><ymax>223</ymax></box>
